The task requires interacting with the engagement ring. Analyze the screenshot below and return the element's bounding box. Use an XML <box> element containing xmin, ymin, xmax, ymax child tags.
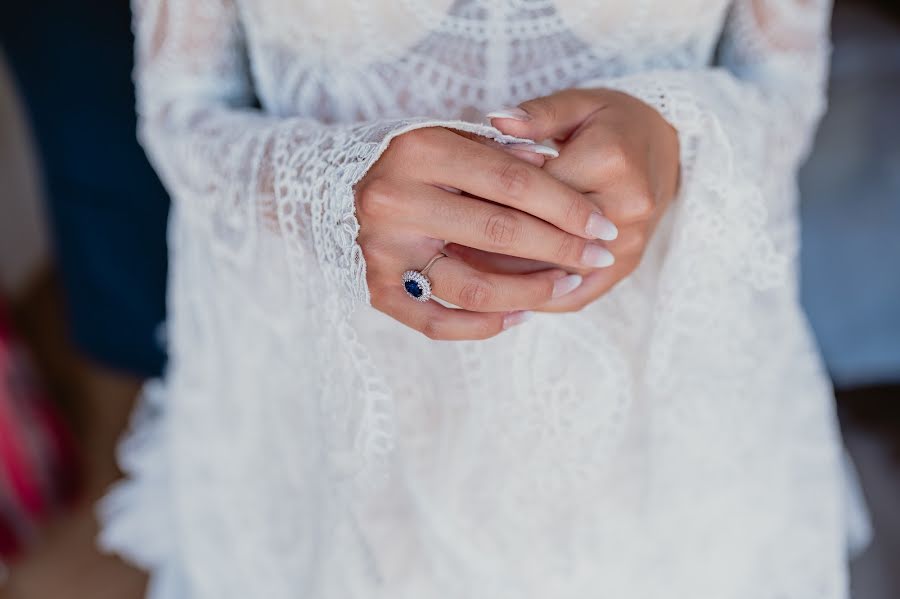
<box><xmin>402</xmin><ymin>252</ymin><xmax>447</xmax><ymax>302</ymax></box>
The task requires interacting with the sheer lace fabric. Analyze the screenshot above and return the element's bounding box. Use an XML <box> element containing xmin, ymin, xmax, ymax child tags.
<box><xmin>101</xmin><ymin>1</ymin><xmax>850</xmax><ymax>598</ymax></box>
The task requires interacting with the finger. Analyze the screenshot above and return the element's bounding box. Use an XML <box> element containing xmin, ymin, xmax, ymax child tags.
<box><xmin>486</xmin><ymin>89</ymin><xmax>608</xmax><ymax>143</ymax></box>
<box><xmin>377</xmin><ymin>287</ymin><xmax>528</xmax><ymax>340</ymax></box>
<box><xmin>399</xmin><ymin>183</ymin><xmax>616</xmax><ymax>270</ymax></box>
<box><xmin>448</xmin><ymin>226</ymin><xmax>645</xmax><ymax>276</ymax></box>
<box><xmin>445</xmin><ymin>227</ymin><xmax>649</xmax><ymax>278</ymax></box>
<box><xmin>425</xmin><ymin>256</ymin><xmax>581</xmax><ymax>312</ymax></box>
<box><xmin>442</xmin><ymin>243</ymin><xmax>559</xmax><ymax>275</ymax></box>
<box><xmin>539</xmin><ymin>258</ymin><xmax>639</xmax><ymax>313</ymax></box>
<box><xmin>425</xmin><ymin>132</ymin><xmax>617</xmax><ymax>241</ymax></box>
<box><xmin>453</xmin><ymin>129</ymin><xmax>558</xmax><ymax>167</ymax></box>
<box><xmin>454</xmin><ymin>129</ymin><xmax>560</xmax><ymax>157</ymax></box>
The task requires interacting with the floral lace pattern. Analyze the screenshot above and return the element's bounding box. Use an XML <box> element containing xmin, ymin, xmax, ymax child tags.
<box><xmin>100</xmin><ymin>1</ymin><xmax>851</xmax><ymax>598</ymax></box>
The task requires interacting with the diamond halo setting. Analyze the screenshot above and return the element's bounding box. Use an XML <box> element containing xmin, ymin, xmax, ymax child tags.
<box><xmin>402</xmin><ymin>270</ymin><xmax>433</xmax><ymax>302</ymax></box>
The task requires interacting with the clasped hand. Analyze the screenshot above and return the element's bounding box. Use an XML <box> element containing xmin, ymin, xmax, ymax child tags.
<box><xmin>355</xmin><ymin>88</ymin><xmax>680</xmax><ymax>340</ymax></box>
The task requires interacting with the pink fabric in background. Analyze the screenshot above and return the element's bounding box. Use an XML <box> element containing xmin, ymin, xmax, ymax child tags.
<box><xmin>0</xmin><ymin>297</ymin><xmax>78</xmax><ymax>558</ymax></box>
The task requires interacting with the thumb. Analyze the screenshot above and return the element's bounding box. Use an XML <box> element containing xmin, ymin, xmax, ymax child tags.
<box><xmin>486</xmin><ymin>89</ymin><xmax>601</xmax><ymax>142</ymax></box>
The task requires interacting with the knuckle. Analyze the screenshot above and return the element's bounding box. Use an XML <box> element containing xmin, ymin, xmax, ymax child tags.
<box><xmin>484</xmin><ymin>211</ymin><xmax>521</xmax><ymax>249</ymax></box>
<box><xmin>599</xmin><ymin>139</ymin><xmax>628</xmax><ymax>173</ymax></box>
<box><xmin>356</xmin><ymin>177</ymin><xmax>395</xmax><ymax>219</ymax></box>
<box><xmin>388</xmin><ymin>131</ymin><xmax>414</xmax><ymax>155</ymax></box>
<box><xmin>459</xmin><ymin>278</ymin><xmax>493</xmax><ymax>311</ymax></box>
<box><xmin>392</xmin><ymin>127</ymin><xmax>436</xmax><ymax>155</ymax></box>
<box><xmin>495</xmin><ymin>160</ymin><xmax>532</xmax><ymax>197</ymax></box>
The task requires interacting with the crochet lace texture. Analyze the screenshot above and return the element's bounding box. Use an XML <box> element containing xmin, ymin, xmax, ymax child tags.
<box><xmin>101</xmin><ymin>1</ymin><xmax>849</xmax><ymax>598</ymax></box>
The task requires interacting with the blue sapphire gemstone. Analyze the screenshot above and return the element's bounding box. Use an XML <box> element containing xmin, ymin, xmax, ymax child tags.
<box><xmin>405</xmin><ymin>280</ymin><xmax>423</xmax><ymax>298</ymax></box>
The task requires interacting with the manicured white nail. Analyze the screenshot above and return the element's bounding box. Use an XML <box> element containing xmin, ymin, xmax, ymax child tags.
<box><xmin>586</xmin><ymin>212</ymin><xmax>618</xmax><ymax>241</ymax></box>
<box><xmin>487</xmin><ymin>106</ymin><xmax>531</xmax><ymax>121</ymax></box>
<box><xmin>503</xmin><ymin>310</ymin><xmax>534</xmax><ymax>330</ymax></box>
<box><xmin>504</xmin><ymin>143</ymin><xmax>559</xmax><ymax>158</ymax></box>
<box><xmin>581</xmin><ymin>243</ymin><xmax>615</xmax><ymax>268</ymax></box>
<box><xmin>552</xmin><ymin>274</ymin><xmax>583</xmax><ymax>298</ymax></box>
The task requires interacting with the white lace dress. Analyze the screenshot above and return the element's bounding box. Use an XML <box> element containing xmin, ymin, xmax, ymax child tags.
<box><xmin>100</xmin><ymin>1</ymin><xmax>850</xmax><ymax>598</ymax></box>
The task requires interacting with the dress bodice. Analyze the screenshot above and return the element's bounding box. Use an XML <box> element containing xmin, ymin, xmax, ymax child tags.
<box><xmin>236</xmin><ymin>0</ymin><xmax>731</xmax><ymax>121</ymax></box>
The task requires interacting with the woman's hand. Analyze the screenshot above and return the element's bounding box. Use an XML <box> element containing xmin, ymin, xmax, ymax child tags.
<box><xmin>460</xmin><ymin>88</ymin><xmax>680</xmax><ymax>312</ymax></box>
<box><xmin>355</xmin><ymin>126</ymin><xmax>619</xmax><ymax>340</ymax></box>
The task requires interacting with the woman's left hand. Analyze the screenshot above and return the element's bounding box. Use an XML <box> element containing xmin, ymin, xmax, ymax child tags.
<box><xmin>448</xmin><ymin>88</ymin><xmax>680</xmax><ymax>312</ymax></box>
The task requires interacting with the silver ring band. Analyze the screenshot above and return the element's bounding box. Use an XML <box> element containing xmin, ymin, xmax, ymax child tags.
<box><xmin>402</xmin><ymin>252</ymin><xmax>447</xmax><ymax>302</ymax></box>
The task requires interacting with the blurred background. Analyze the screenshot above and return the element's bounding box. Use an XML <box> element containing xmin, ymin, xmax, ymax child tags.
<box><xmin>0</xmin><ymin>1</ymin><xmax>897</xmax><ymax>598</ymax></box>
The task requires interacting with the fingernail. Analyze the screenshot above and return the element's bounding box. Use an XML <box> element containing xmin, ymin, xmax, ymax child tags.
<box><xmin>504</xmin><ymin>143</ymin><xmax>559</xmax><ymax>158</ymax></box>
<box><xmin>586</xmin><ymin>212</ymin><xmax>618</xmax><ymax>241</ymax></box>
<box><xmin>552</xmin><ymin>274</ymin><xmax>583</xmax><ymax>298</ymax></box>
<box><xmin>581</xmin><ymin>243</ymin><xmax>615</xmax><ymax>268</ymax></box>
<box><xmin>486</xmin><ymin>106</ymin><xmax>531</xmax><ymax>121</ymax></box>
<box><xmin>503</xmin><ymin>310</ymin><xmax>534</xmax><ymax>330</ymax></box>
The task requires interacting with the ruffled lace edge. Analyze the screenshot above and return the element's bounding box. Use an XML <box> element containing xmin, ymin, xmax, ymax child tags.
<box><xmin>96</xmin><ymin>380</ymin><xmax>177</xmax><ymax>584</ymax></box>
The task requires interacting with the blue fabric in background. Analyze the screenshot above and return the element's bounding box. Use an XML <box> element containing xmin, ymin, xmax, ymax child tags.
<box><xmin>1</xmin><ymin>1</ymin><xmax>168</xmax><ymax>377</ymax></box>
<box><xmin>799</xmin><ymin>5</ymin><xmax>900</xmax><ymax>388</ymax></box>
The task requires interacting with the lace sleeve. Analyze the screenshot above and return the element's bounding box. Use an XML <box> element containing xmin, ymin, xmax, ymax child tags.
<box><xmin>583</xmin><ymin>0</ymin><xmax>832</xmax><ymax>290</ymax></box>
<box><xmin>133</xmin><ymin>0</ymin><xmax>521</xmax><ymax>310</ymax></box>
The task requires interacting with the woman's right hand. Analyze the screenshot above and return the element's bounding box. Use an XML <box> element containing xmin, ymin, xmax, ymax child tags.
<box><xmin>355</xmin><ymin>126</ymin><xmax>618</xmax><ymax>340</ymax></box>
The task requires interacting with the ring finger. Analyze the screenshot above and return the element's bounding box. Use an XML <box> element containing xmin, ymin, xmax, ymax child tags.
<box><xmin>376</xmin><ymin>286</ymin><xmax>521</xmax><ymax>341</ymax></box>
<box><xmin>422</xmin><ymin>252</ymin><xmax>579</xmax><ymax>312</ymax></box>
